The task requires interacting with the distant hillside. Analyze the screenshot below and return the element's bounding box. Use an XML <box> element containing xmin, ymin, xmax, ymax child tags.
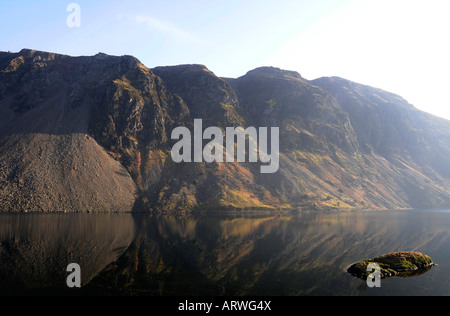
<box><xmin>0</xmin><ymin>49</ymin><xmax>449</xmax><ymax>213</ymax></box>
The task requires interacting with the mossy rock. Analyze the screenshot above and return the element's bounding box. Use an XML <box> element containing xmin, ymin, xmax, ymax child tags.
<box><xmin>347</xmin><ymin>251</ymin><xmax>434</xmax><ymax>279</ymax></box>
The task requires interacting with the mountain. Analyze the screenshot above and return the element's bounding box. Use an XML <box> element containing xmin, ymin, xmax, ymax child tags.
<box><xmin>0</xmin><ymin>49</ymin><xmax>449</xmax><ymax>213</ymax></box>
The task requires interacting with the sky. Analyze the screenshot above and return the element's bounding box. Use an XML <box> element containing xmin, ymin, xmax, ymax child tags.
<box><xmin>1</xmin><ymin>0</ymin><xmax>449</xmax><ymax>120</ymax></box>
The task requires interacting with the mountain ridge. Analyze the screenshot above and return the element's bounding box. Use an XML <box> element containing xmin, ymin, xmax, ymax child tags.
<box><xmin>0</xmin><ymin>49</ymin><xmax>449</xmax><ymax>213</ymax></box>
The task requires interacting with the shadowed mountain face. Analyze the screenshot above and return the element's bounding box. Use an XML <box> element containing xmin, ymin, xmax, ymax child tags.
<box><xmin>0</xmin><ymin>49</ymin><xmax>449</xmax><ymax>213</ymax></box>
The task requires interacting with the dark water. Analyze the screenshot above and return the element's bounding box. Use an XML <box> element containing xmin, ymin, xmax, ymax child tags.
<box><xmin>0</xmin><ymin>209</ymin><xmax>450</xmax><ymax>296</ymax></box>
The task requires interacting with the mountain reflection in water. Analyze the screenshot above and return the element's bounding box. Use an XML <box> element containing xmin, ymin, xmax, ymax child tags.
<box><xmin>1</xmin><ymin>210</ymin><xmax>450</xmax><ymax>296</ymax></box>
<box><xmin>0</xmin><ymin>213</ymin><xmax>136</xmax><ymax>294</ymax></box>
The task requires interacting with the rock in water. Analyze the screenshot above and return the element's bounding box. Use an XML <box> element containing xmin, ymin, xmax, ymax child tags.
<box><xmin>347</xmin><ymin>251</ymin><xmax>434</xmax><ymax>279</ymax></box>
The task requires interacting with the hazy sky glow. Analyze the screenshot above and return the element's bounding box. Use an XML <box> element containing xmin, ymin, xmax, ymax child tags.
<box><xmin>1</xmin><ymin>0</ymin><xmax>449</xmax><ymax>120</ymax></box>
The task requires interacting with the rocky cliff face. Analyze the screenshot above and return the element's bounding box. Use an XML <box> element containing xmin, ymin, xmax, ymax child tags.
<box><xmin>0</xmin><ymin>49</ymin><xmax>449</xmax><ymax>213</ymax></box>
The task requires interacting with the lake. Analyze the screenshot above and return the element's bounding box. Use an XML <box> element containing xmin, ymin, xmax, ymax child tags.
<box><xmin>0</xmin><ymin>209</ymin><xmax>449</xmax><ymax>296</ymax></box>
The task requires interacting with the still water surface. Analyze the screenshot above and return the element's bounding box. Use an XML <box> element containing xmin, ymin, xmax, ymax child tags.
<box><xmin>0</xmin><ymin>209</ymin><xmax>449</xmax><ymax>296</ymax></box>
